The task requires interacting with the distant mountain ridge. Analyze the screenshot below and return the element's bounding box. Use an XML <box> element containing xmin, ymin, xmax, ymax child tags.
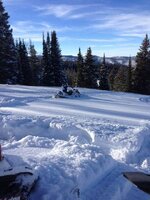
<box><xmin>62</xmin><ymin>55</ymin><xmax>136</xmax><ymax>66</ymax></box>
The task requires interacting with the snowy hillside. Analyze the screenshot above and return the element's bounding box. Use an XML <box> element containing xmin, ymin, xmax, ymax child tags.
<box><xmin>0</xmin><ymin>85</ymin><xmax>150</xmax><ymax>200</ymax></box>
<box><xmin>62</xmin><ymin>55</ymin><xmax>136</xmax><ymax>66</ymax></box>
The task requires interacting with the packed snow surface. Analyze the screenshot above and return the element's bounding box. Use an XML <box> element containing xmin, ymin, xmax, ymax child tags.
<box><xmin>0</xmin><ymin>85</ymin><xmax>150</xmax><ymax>200</ymax></box>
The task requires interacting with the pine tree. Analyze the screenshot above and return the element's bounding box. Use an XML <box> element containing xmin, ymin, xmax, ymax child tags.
<box><xmin>113</xmin><ymin>66</ymin><xmax>128</xmax><ymax>92</ymax></box>
<box><xmin>16</xmin><ymin>40</ymin><xmax>33</xmax><ymax>85</ymax></box>
<box><xmin>16</xmin><ymin>40</ymin><xmax>23</xmax><ymax>84</ymax></box>
<box><xmin>99</xmin><ymin>53</ymin><xmax>109</xmax><ymax>90</ymax></box>
<box><xmin>84</xmin><ymin>47</ymin><xmax>97</xmax><ymax>88</ymax></box>
<box><xmin>51</xmin><ymin>31</ymin><xmax>66</xmax><ymax>86</ymax></box>
<box><xmin>133</xmin><ymin>34</ymin><xmax>150</xmax><ymax>94</ymax></box>
<box><xmin>42</xmin><ymin>33</ymin><xmax>48</xmax><ymax>85</ymax></box>
<box><xmin>76</xmin><ymin>48</ymin><xmax>84</xmax><ymax>87</ymax></box>
<box><xmin>0</xmin><ymin>0</ymin><xmax>18</xmax><ymax>84</ymax></box>
<box><xmin>65</xmin><ymin>68</ymin><xmax>77</xmax><ymax>87</ymax></box>
<box><xmin>29</xmin><ymin>41</ymin><xmax>40</xmax><ymax>85</ymax></box>
<box><xmin>42</xmin><ymin>33</ymin><xmax>55</xmax><ymax>86</ymax></box>
<box><xmin>108</xmin><ymin>65</ymin><xmax>119</xmax><ymax>90</ymax></box>
<box><xmin>127</xmin><ymin>56</ymin><xmax>132</xmax><ymax>92</ymax></box>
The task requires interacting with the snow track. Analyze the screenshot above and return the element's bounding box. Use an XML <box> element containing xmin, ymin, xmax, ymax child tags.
<box><xmin>0</xmin><ymin>85</ymin><xmax>150</xmax><ymax>200</ymax></box>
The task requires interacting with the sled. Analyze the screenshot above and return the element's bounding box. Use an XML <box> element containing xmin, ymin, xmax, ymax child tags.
<box><xmin>0</xmin><ymin>157</ymin><xmax>38</xmax><ymax>200</ymax></box>
<box><xmin>123</xmin><ymin>172</ymin><xmax>150</xmax><ymax>195</ymax></box>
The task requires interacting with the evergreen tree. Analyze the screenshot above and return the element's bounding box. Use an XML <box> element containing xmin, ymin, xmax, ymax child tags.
<box><xmin>16</xmin><ymin>40</ymin><xmax>33</xmax><ymax>85</ymax></box>
<box><xmin>113</xmin><ymin>66</ymin><xmax>129</xmax><ymax>92</ymax></box>
<box><xmin>76</xmin><ymin>48</ymin><xmax>84</xmax><ymax>87</ymax></box>
<box><xmin>28</xmin><ymin>41</ymin><xmax>40</xmax><ymax>85</ymax></box>
<box><xmin>51</xmin><ymin>31</ymin><xmax>66</xmax><ymax>86</ymax></box>
<box><xmin>99</xmin><ymin>53</ymin><xmax>109</xmax><ymax>90</ymax></box>
<box><xmin>65</xmin><ymin>68</ymin><xmax>77</xmax><ymax>87</ymax></box>
<box><xmin>133</xmin><ymin>34</ymin><xmax>150</xmax><ymax>94</ymax></box>
<box><xmin>42</xmin><ymin>33</ymin><xmax>48</xmax><ymax>84</ymax></box>
<box><xmin>16</xmin><ymin>40</ymin><xmax>23</xmax><ymax>84</ymax></box>
<box><xmin>0</xmin><ymin>0</ymin><xmax>18</xmax><ymax>84</ymax></box>
<box><xmin>108</xmin><ymin>65</ymin><xmax>119</xmax><ymax>90</ymax></box>
<box><xmin>127</xmin><ymin>56</ymin><xmax>132</xmax><ymax>92</ymax></box>
<box><xmin>42</xmin><ymin>33</ymin><xmax>55</xmax><ymax>86</ymax></box>
<box><xmin>84</xmin><ymin>47</ymin><xmax>97</xmax><ymax>88</ymax></box>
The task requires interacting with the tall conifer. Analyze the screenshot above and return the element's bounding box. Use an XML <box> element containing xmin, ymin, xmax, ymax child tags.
<box><xmin>84</xmin><ymin>47</ymin><xmax>97</xmax><ymax>88</ymax></box>
<box><xmin>29</xmin><ymin>41</ymin><xmax>40</xmax><ymax>85</ymax></box>
<box><xmin>42</xmin><ymin>33</ymin><xmax>54</xmax><ymax>86</ymax></box>
<box><xmin>113</xmin><ymin>66</ymin><xmax>128</xmax><ymax>92</ymax></box>
<box><xmin>16</xmin><ymin>40</ymin><xmax>32</xmax><ymax>85</ymax></box>
<box><xmin>127</xmin><ymin>56</ymin><xmax>132</xmax><ymax>92</ymax></box>
<box><xmin>51</xmin><ymin>31</ymin><xmax>65</xmax><ymax>86</ymax></box>
<box><xmin>133</xmin><ymin>34</ymin><xmax>150</xmax><ymax>94</ymax></box>
<box><xmin>77</xmin><ymin>48</ymin><xmax>84</xmax><ymax>87</ymax></box>
<box><xmin>108</xmin><ymin>65</ymin><xmax>119</xmax><ymax>90</ymax></box>
<box><xmin>0</xmin><ymin>0</ymin><xmax>18</xmax><ymax>84</ymax></box>
<box><xmin>99</xmin><ymin>53</ymin><xmax>109</xmax><ymax>90</ymax></box>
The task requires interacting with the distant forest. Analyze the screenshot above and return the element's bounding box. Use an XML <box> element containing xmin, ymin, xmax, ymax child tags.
<box><xmin>0</xmin><ymin>0</ymin><xmax>150</xmax><ymax>95</ymax></box>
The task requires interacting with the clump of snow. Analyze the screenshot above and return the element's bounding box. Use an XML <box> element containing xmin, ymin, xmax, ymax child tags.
<box><xmin>141</xmin><ymin>158</ymin><xmax>150</xmax><ymax>170</ymax></box>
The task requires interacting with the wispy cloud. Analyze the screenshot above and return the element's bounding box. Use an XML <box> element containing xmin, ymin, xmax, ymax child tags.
<box><xmin>35</xmin><ymin>4</ymin><xmax>101</xmax><ymax>18</ymax></box>
<box><xmin>55</xmin><ymin>36</ymin><xmax>126</xmax><ymax>44</ymax></box>
<box><xmin>12</xmin><ymin>20</ymin><xmax>71</xmax><ymax>42</ymax></box>
<box><xmin>65</xmin><ymin>37</ymin><xmax>127</xmax><ymax>43</ymax></box>
<box><xmin>69</xmin><ymin>10</ymin><xmax>106</xmax><ymax>19</ymax></box>
<box><xmin>94</xmin><ymin>13</ymin><xmax>150</xmax><ymax>29</ymax></box>
<box><xmin>91</xmin><ymin>11</ymin><xmax>150</xmax><ymax>38</ymax></box>
<box><xmin>35</xmin><ymin>4</ymin><xmax>81</xmax><ymax>17</ymax></box>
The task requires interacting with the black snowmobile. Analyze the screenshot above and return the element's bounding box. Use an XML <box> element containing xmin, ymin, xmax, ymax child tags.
<box><xmin>123</xmin><ymin>172</ymin><xmax>150</xmax><ymax>195</ymax></box>
<box><xmin>0</xmin><ymin>152</ymin><xmax>38</xmax><ymax>200</ymax></box>
<box><xmin>54</xmin><ymin>85</ymin><xmax>80</xmax><ymax>98</ymax></box>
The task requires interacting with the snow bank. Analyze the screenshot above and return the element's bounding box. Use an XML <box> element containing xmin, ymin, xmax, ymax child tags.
<box><xmin>110</xmin><ymin>124</ymin><xmax>150</xmax><ymax>166</ymax></box>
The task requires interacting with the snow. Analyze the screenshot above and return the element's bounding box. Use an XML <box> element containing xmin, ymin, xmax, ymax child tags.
<box><xmin>0</xmin><ymin>84</ymin><xmax>150</xmax><ymax>200</ymax></box>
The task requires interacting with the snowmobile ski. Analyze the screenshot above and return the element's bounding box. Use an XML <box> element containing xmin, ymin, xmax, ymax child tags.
<box><xmin>123</xmin><ymin>172</ymin><xmax>150</xmax><ymax>195</ymax></box>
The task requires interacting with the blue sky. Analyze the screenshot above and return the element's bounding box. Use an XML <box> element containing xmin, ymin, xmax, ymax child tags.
<box><xmin>3</xmin><ymin>0</ymin><xmax>150</xmax><ymax>56</ymax></box>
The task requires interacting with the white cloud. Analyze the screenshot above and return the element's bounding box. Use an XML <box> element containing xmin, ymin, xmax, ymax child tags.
<box><xmin>92</xmin><ymin>11</ymin><xmax>150</xmax><ymax>38</ymax></box>
<box><xmin>12</xmin><ymin>20</ymin><xmax>71</xmax><ymax>33</ymax></box>
<box><xmin>119</xmin><ymin>33</ymin><xmax>145</xmax><ymax>38</ymax></box>
<box><xmin>94</xmin><ymin>13</ymin><xmax>150</xmax><ymax>29</ymax></box>
<box><xmin>68</xmin><ymin>10</ymin><xmax>106</xmax><ymax>19</ymax></box>
<box><xmin>61</xmin><ymin>37</ymin><xmax>127</xmax><ymax>43</ymax></box>
<box><xmin>35</xmin><ymin>4</ymin><xmax>81</xmax><ymax>17</ymax></box>
<box><xmin>11</xmin><ymin>20</ymin><xmax>71</xmax><ymax>42</ymax></box>
<box><xmin>81</xmin><ymin>38</ymin><xmax>126</xmax><ymax>43</ymax></box>
<box><xmin>35</xmin><ymin>4</ymin><xmax>101</xmax><ymax>18</ymax></box>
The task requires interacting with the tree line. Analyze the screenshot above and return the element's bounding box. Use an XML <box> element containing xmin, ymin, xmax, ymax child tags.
<box><xmin>0</xmin><ymin>0</ymin><xmax>150</xmax><ymax>95</ymax></box>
